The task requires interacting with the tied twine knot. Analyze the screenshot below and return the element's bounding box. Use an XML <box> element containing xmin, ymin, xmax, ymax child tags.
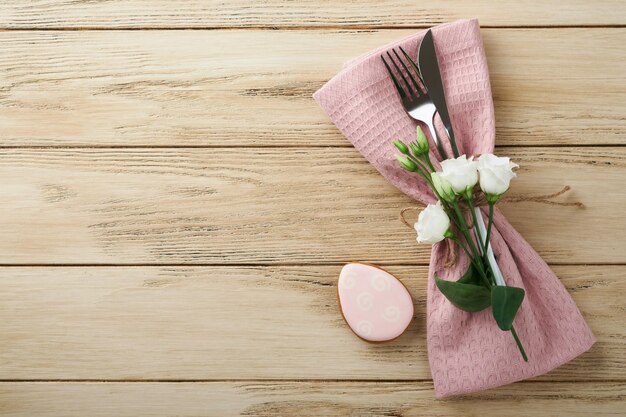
<box><xmin>399</xmin><ymin>185</ymin><xmax>583</xmax><ymax>267</ymax></box>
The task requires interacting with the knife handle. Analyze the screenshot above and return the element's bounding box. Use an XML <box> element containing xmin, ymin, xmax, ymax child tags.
<box><xmin>444</xmin><ymin>124</ymin><xmax>461</xmax><ymax>158</ymax></box>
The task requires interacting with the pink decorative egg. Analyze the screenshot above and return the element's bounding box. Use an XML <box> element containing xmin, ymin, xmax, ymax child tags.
<box><xmin>337</xmin><ymin>262</ymin><xmax>414</xmax><ymax>342</ymax></box>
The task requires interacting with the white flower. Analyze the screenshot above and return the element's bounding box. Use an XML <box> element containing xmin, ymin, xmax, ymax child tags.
<box><xmin>414</xmin><ymin>201</ymin><xmax>450</xmax><ymax>244</ymax></box>
<box><xmin>439</xmin><ymin>155</ymin><xmax>479</xmax><ymax>194</ymax></box>
<box><xmin>477</xmin><ymin>153</ymin><xmax>519</xmax><ymax>196</ymax></box>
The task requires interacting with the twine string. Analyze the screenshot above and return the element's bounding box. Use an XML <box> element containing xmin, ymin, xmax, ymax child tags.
<box><xmin>475</xmin><ymin>185</ymin><xmax>584</xmax><ymax>208</ymax></box>
<box><xmin>399</xmin><ymin>185</ymin><xmax>583</xmax><ymax>265</ymax></box>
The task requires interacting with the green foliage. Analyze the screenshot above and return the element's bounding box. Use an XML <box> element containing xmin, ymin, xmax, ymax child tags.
<box><xmin>491</xmin><ymin>286</ymin><xmax>525</xmax><ymax>330</ymax></box>
<box><xmin>435</xmin><ymin>274</ymin><xmax>491</xmax><ymax>313</ymax></box>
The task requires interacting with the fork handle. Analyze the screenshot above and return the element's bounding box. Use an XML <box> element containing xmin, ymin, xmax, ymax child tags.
<box><xmin>424</xmin><ymin>120</ymin><xmax>448</xmax><ymax>160</ymax></box>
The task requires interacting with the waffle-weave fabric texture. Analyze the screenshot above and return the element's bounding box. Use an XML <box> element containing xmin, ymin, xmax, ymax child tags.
<box><xmin>313</xmin><ymin>19</ymin><xmax>595</xmax><ymax>397</ymax></box>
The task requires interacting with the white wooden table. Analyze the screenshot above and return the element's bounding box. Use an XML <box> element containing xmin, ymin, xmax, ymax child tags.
<box><xmin>0</xmin><ymin>2</ymin><xmax>624</xmax><ymax>416</ymax></box>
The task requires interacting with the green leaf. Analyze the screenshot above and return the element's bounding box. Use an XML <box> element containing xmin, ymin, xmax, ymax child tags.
<box><xmin>457</xmin><ymin>264</ymin><xmax>481</xmax><ymax>285</ymax></box>
<box><xmin>435</xmin><ymin>275</ymin><xmax>491</xmax><ymax>312</ymax></box>
<box><xmin>491</xmin><ymin>286</ymin><xmax>525</xmax><ymax>330</ymax></box>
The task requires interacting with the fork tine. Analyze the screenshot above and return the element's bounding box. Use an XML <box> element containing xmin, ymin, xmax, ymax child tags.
<box><xmin>380</xmin><ymin>55</ymin><xmax>406</xmax><ymax>99</ymax></box>
<box><xmin>386</xmin><ymin>51</ymin><xmax>414</xmax><ymax>99</ymax></box>
<box><xmin>392</xmin><ymin>48</ymin><xmax>421</xmax><ymax>95</ymax></box>
<box><xmin>399</xmin><ymin>46</ymin><xmax>425</xmax><ymax>86</ymax></box>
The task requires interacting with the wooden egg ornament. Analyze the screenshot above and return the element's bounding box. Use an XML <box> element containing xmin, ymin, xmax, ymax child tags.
<box><xmin>337</xmin><ymin>262</ymin><xmax>414</xmax><ymax>342</ymax></box>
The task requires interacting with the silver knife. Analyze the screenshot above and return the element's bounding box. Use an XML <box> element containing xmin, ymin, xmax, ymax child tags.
<box><xmin>417</xmin><ymin>30</ymin><xmax>460</xmax><ymax>158</ymax></box>
<box><xmin>418</xmin><ymin>29</ymin><xmax>505</xmax><ymax>286</ymax></box>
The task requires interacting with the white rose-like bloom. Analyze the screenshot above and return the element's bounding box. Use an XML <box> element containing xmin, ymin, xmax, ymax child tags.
<box><xmin>414</xmin><ymin>201</ymin><xmax>450</xmax><ymax>244</ymax></box>
<box><xmin>477</xmin><ymin>153</ymin><xmax>519</xmax><ymax>196</ymax></box>
<box><xmin>439</xmin><ymin>155</ymin><xmax>479</xmax><ymax>194</ymax></box>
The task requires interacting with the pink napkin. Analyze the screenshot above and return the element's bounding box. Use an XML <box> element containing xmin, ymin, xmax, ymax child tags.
<box><xmin>314</xmin><ymin>19</ymin><xmax>595</xmax><ymax>397</ymax></box>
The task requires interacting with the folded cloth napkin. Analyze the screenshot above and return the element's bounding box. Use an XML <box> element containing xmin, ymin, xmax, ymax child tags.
<box><xmin>313</xmin><ymin>19</ymin><xmax>595</xmax><ymax>398</ymax></box>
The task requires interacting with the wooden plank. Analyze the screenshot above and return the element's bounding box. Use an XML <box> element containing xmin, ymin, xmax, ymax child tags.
<box><xmin>1</xmin><ymin>29</ymin><xmax>624</xmax><ymax>147</ymax></box>
<box><xmin>0</xmin><ymin>381</ymin><xmax>623</xmax><ymax>417</ymax></box>
<box><xmin>0</xmin><ymin>147</ymin><xmax>623</xmax><ymax>265</ymax></box>
<box><xmin>1</xmin><ymin>1</ymin><xmax>625</xmax><ymax>28</ymax></box>
<box><xmin>0</xmin><ymin>265</ymin><xmax>621</xmax><ymax>380</ymax></box>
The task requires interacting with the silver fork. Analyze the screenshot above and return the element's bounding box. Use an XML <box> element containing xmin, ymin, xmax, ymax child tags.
<box><xmin>381</xmin><ymin>47</ymin><xmax>448</xmax><ymax>159</ymax></box>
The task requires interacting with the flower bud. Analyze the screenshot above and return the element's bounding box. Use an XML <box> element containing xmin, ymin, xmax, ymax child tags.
<box><xmin>409</xmin><ymin>142</ymin><xmax>422</xmax><ymax>156</ymax></box>
<box><xmin>431</xmin><ymin>172</ymin><xmax>456</xmax><ymax>202</ymax></box>
<box><xmin>393</xmin><ymin>140</ymin><xmax>410</xmax><ymax>155</ymax></box>
<box><xmin>396</xmin><ymin>155</ymin><xmax>418</xmax><ymax>172</ymax></box>
<box><xmin>415</xmin><ymin>126</ymin><xmax>430</xmax><ymax>154</ymax></box>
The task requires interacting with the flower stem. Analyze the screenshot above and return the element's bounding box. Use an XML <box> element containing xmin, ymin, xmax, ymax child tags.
<box><xmin>422</xmin><ymin>152</ymin><xmax>436</xmax><ymax>173</ymax></box>
<box><xmin>465</xmin><ymin>196</ymin><xmax>496</xmax><ymax>285</ymax></box>
<box><xmin>450</xmin><ymin>201</ymin><xmax>491</xmax><ymax>288</ymax></box>
<box><xmin>445</xmin><ymin>206</ymin><xmax>463</xmax><ymax>232</ymax></box>
<box><xmin>405</xmin><ymin>156</ymin><xmax>459</xmax><ymax>231</ymax></box>
<box><xmin>511</xmin><ymin>325</ymin><xmax>528</xmax><ymax>362</ymax></box>
<box><xmin>407</xmin><ymin>155</ymin><xmax>432</xmax><ymax>176</ymax></box>
<box><xmin>404</xmin><ymin>155</ymin><xmax>434</xmax><ymax>186</ymax></box>
<box><xmin>449</xmin><ymin>236</ymin><xmax>473</xmax><ymax>261</ymax></box>
<box><xmin>405</xmin><ymin>155</ymin><xmax>439</xmax><ymax>192</ymax></box>
<box><xmin>465</xmin><ymin>196</ymin><xmax>485</xmax><ymax>252</ymax></box>
<box><xmin>451</xmin><ymin>202</ymin><xmax>480</xmax><ymax>261</ymax></box>
<box><xmin>450</xmin><ymin>236</ymin><xmax>490</xmax><ymax>287</ymax></box>
<box><xmin>483</xmin><ymin>202</ymin><xmax>495</xmax><ymax>255</ymax></box>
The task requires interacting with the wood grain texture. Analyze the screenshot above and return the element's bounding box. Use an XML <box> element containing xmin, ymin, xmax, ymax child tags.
<box><xmin>0</xmin><ymin>147</ymin><xmax>623</xmax><ymax>264</ymax></box>
<box><xmin>0</xmin><ymin>381</ymin><xmax>624</xmax><ymax>417</ymax></box>
<box><xmin>1</xmin><ymin>29</ymin><xmax>624</xmax><ymax>147</ymax></box>
<box><xmin>1</xmin><ymin>1</ymin><xmax>625</xmax><ymax>28</ymax></box>
<box><xmin>0</xmin><ymin>265</ymin><xmax>620</xmax><ymax>380</ymax></box>
<box><xmin>2</xmin><ymin>2</ymin><xmax>625</xmax><ymax>414</ymax></box>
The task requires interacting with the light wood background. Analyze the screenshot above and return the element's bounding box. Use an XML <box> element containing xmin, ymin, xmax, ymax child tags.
<box><xmin>0</xmin><ymin>2</ymin><xmax>625</xmax><ymax>416</ymax></box>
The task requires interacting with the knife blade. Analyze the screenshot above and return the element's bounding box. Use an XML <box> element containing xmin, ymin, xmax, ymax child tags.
<box><xmin>418</xmin><ymin>29</ymin><xmax>460</xmax><ymax>157</ymax></box>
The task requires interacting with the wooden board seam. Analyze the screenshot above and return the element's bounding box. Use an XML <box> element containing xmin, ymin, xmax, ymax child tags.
<box><xmin>1</xmin><ymin>25</ymin><xmax>626</xmax><ymax>31</ymax></box>
<box><xmin>0</xmin><ymin>144</ymin><xmax>625</xmax><ymax>150</ymax></box>
<box><xmin>0</xmin><ymin>378</ymin><xmax>624</xmax><ymax>383</ymax></box>
<box><xmin>0</xmin><ymin>263</ymin><xmax>624</xmax><ymax>267</ymax></box>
